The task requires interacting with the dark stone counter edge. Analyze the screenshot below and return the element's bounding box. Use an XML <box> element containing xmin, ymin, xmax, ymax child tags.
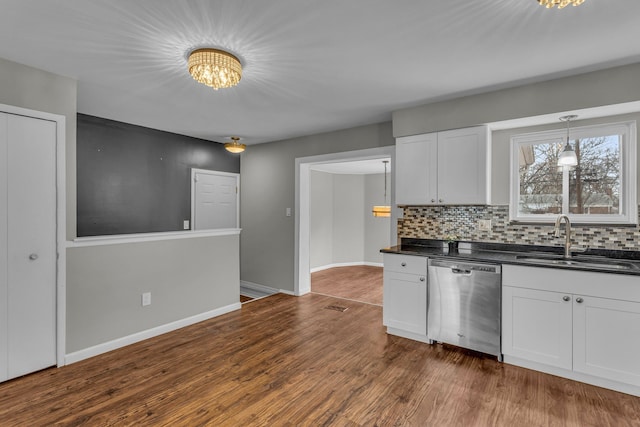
<box><xmin>380</xmin><ymin>238</ymin><xmax>640</xmax><ymax>276</ymax></box>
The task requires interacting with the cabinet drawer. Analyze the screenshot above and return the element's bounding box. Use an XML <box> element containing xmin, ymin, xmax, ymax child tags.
<box><xmin>383</xmin><ymin>254</ymin><xmax>427</xmax><ymax>275</ymax></box>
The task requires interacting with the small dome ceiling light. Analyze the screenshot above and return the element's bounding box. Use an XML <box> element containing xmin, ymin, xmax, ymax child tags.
<box><xmin>225</xmin><ymin>136</ymin><xmax>246</xmax><ymax>154</ymax></box>
<box><xmin>188</xmin><ymin>48</ymin><xmax>242</xmax><ymax>90</ymax></box>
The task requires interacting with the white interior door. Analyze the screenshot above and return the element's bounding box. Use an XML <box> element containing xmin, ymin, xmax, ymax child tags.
<box><xmin>192</xmin><ymin>169</ymin><xmax>239</xmax><ymax>230</ymax></box>
<box><xmin>0</xmin><ymin>112</ymin><xmax>57</xmax><ymax>381</ymax></box>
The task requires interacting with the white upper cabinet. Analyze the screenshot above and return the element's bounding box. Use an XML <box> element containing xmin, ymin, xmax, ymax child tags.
<box><xmin>395</xmin><ymin>126</ymin><xmax>490</xmax><ymax>205</ymax></box>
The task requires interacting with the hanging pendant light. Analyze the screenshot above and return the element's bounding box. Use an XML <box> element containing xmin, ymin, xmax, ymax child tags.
<box><xmin>558</xmin><ymin>115</ymin><xmax>578</xmax><ymax>167</ymax></box>
<box><xmin>372</xmin><ymin>160</ymin><xmax>391</xmax><ymax>217</ymax></box>
<box><xmin>225</xmin><ymin>136</ymin><xmax>246</xmax><ymax>154</ymax></box>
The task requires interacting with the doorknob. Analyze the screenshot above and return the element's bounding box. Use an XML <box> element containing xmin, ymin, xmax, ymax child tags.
<box><xmin>29</xmin><ymin>253</ymin><xmax>38</xmax><ymax>261</ymax></box>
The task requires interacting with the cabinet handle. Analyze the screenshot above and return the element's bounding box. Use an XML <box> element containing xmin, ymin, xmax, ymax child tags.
<box><xmin>431</xmin><ymin>199</ymin><xmax>435</xmax><ymax>203</ymax></box>
<box><xmin>419</xmin><ymin>277</ymin><xmax>425</xmax><ymax>282</ymax></box>
<box><xmin>29</xmin><ymin>253</ymin><xmax>39</xmax><ymax>261</ymax></box>
<box><xmin>401</xmin><ymin>262</ymin><xmax>406</xmax><ymax>267</ymax></box>
<box><xmin>576</xmin><ymin>297</ymin><xmax>584</xmax><ymax>303</ymax></box>
<box><xmin>563</xmin><ymin>296</ymin><xmax>570</xmax><ymax>302</ymax></box>
<box><xmin>439</xmin><ymin>199</ymin><xmax>443</xmax><ymax>203</ymax></box>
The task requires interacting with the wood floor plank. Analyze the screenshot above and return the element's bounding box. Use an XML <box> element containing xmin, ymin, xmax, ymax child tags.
<box><xmin>311</xmin><ymin>265</ymin><xmax>382</xmax><ymax>305</ymax></box>
<box><xmin>0</xmin><ymin>293</ymin><xmax>639</xmax><ymax>426</ymax></box>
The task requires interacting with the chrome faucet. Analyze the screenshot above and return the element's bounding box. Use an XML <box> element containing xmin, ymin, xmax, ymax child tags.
<box><xmin>554</xmin><ymin>214</ymin><xmax>572</xmax><ymax>258</ymax></box>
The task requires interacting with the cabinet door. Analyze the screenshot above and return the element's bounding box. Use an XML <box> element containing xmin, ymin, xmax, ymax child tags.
<box><xmin>573</xmin><ymin>296</ymin><xmax>640</xmax><ymax>386</ymax></box>
<box><xmin>437</xmin><ymin>126</ymin><xmax>489</xmax><ymax>204</ymax></box>
<box><xmin>502</xmin><ymin>286</ymin><xmax>572</xmax><ymax>369</ymax></box>
<box><xmin>383</xmin><ymin>271</ymin><xmax>427</xmax><ymax>336</ymax></box>
<box><xmin>395</xmin><ymin>133</ymin><xmax>437</xmax><ymax>205</ymax></box>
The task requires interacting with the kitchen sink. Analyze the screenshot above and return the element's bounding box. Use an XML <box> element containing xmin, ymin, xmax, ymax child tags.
<box><xmin>515</xmin><ymin>255</ymin><xmax>640</xmax><ymax>271</ymax></box>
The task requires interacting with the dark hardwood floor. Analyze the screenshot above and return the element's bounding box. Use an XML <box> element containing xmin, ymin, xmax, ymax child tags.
<box><xmin>311</xmin><ymin>265</ymin><xmax>382</xmax><ymax>305</ymax></box>
<box><xmin>0</xmin><ymin>293</ymin><xmax>638</xmax><ymax>426</ymax></box>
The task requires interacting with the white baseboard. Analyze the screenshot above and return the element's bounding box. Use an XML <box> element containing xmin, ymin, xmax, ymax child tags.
<box><xmin>310</xmin><ymin>261</ymin><xmax>383</xmax><ymax>273</ymax></box>
<box><xmin>64</xmin><ymin>302</ymin><xmax>241</xmax><ymax>365</ymax></box>
<box><xmin>241</xmin><ymin>280</ymin><xmax>297</xmax><ymax>297</ymax></box>
<box><xmin>503</xmin><ymin>355</ymin><xmax>640</xmax><ymax>397</ymax></box>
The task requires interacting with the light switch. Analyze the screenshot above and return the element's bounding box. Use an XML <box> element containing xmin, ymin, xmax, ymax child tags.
<box><xmin>142</xmin><ymin>292</ymin><xmax>151</xmax><ymax>306</ymax></box>
<box><xmin>183</xmin><ymin>220</ymin><xmax>190</xmax><ymax>230</ymax></box>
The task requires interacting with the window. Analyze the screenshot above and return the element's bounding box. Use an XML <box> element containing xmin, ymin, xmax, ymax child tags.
<box><xmin>510</xmin><ymin>121</ymin><xmax>637</xmax><ymax>224</ymax></box>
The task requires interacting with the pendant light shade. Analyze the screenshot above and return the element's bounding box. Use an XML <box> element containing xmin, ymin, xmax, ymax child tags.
<box><xmin>224</xmin><ymin>136</ymin><xmax>246</xmax><ymax>154</ymax></box>
<box><xmin>557</xmin><ymin>115</ymin><xmax>578</xmax><ymax>167</ymax></box>
<box><xmin>372</xmin><ymin>160</ymin><xmax>391</xmax><ymax>218</ymax></box>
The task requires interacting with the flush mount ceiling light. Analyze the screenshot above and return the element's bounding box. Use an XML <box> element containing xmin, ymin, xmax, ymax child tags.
<box><xmin>558</xmin><ymin>115</ymin><xmax>578</xmax><ymax>167</ymax></box>
<box><xmin>225</xmin><ymin>136</ymin><xmax>246</xmax><ymax>154</ymax></box>
<box><xmin>372</xmin><ymin>160</ymin><xmax>391</xmax><ymax>218</ymax></box>
<box><xmin>188</xmin><ymin>48</ymin><xmax>242</xmax><ymax>90</ymax></box>
<box><xmin>537</xmin><ymin>0</ymin><xmax>585</xmax><ymax>9</ymax></box>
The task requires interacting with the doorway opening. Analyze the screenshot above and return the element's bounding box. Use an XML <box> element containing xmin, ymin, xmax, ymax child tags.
<box><xmin>295</xmin><ymin>146</ymin><xmax>396</xmax><ymax>297</ymax></box>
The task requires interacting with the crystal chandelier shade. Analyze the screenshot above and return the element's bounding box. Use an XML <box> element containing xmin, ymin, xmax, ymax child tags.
<box><xmin>188</xmin><ymin>48</ymin><xmax>242</xmax><ymax>90</ymax></box>
<box><xmin>537</xmin><ymin>0</ymin><xmax>585</xmax><ymax>9</ymax></box>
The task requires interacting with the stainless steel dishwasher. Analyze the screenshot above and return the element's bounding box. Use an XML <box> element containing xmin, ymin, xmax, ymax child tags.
<box><xmin>427</xmin><ymin>259</ymin><xmax>502</xmax><ymax>359</ymax></box>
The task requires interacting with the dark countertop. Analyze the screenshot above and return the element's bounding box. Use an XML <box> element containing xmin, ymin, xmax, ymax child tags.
<box><xmin>381</xmin><ymin>239</ymin><xmax>640</xmax><ymax>276</ymax></box>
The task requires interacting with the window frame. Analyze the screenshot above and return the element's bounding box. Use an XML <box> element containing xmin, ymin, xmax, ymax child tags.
<box><xmin>509</xmin><ymin>121</ymin><xmax>637</xmax><ymax>224</ymax></box>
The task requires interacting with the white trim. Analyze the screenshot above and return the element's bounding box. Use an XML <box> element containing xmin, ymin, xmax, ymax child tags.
<box><xmin>64</xmin><ymin>303</ymin><xmax>241</xmax><ymax>365</ymax></box>
<box><xmin>295</xmin><ymin>146</ymin><xmax>396</xmax><ymax>297</ymax></box>
<box><xmin>510</xmin><ymin>120</ymin><xmax>637</xmax><ymax>224</ymax></box>
<box><xmin>190</xmin><ymin>168</ymin><xmax>240</xmax><ymax>230</ymax></box>
<box><xmin>240</xmin><ymin>280</ymin><xmax>293</xmax><ymax>296</ymax></box>
<box><xmin>504</xmin><ymin>355</ymin><xmax>640</xmax><ymax>397</ymax></box>
<box><xmin>310</xmin><ymin>262</ymin><xmax>384</xmax><ymax>273</ymax></box>
<box><xmin>68</xmin><ymin>228</ymin><xmax>241</xmax><ymax>247</ymax></box>
<box><xmin>0</xmin><ymin>103</ymin><xmax>67</xmax><ymax>369</ymax></box>
<box><xmin>386</xmin><ymin>328</ymin><xmax>431</xmax><ymax>344</ymax></box>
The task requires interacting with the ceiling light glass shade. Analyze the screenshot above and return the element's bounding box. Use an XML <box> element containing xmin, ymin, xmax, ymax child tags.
<box><xmin>188</xmin><ymin>48</ymin><xmax>242</xmax><ymax>90</ymax></box>
<box><xmin>558</xmin><ymin>143</ymin><xmax>578</xmax><ymax>166</ymax></box>
<box><xmin>224</xmin><ymin>136</ymin><xmax>247</xmax><ymax>154</ymax></box>
<box><xmin>557</xmin><ymin>114</ymin><xmax>578</xmax><ymax>167</ymax></box>
<box><xmin>537</xmin><ymin>0</ymin><xmax>585</xmax><ymax>9</ymax></box>
<box><xmin>224</xmin><ymin>137</ymin><xmax>246</xmax><ymax>154</ymax></box>
<box><xmin>372</xmin><ymin>205</ymin><xmax>391</xmax><ymax>217</ymax></box>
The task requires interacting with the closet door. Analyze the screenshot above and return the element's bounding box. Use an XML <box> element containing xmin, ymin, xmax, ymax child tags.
<box><xmin>1</xmin><ymin>112</ymin><xmax>57</xmax><ymax>381</ymax></box>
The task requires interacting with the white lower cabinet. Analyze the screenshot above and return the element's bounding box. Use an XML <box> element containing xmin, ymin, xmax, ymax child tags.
<box><xmin>383</xmin><ymin>254</ymin><xmax>428</xmax><ymax>343</ymax></box>
<box><xmin>573</xmin><ymin>295</ymin><xmax>640</xmax><ymax>385</ymax></box>
<box><xmin>502</xmin><ymin>265</ymin><xmax>640</xmax><ymax>396</ymax></box>
<box><xmin>502</xmin><ymin>286</ymin><xmax>573</xmax><ymax>370</ymax></box>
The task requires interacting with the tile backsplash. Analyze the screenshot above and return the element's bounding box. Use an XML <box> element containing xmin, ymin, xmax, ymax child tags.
<box><xmin>398</xmin><ymin>205</ymin><xmax>640</xmax><ymax>251</ymax></box>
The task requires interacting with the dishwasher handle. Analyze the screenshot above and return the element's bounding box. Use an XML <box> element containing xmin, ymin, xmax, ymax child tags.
<box><xmin>451</xmin><ymin>268</ymin><xmax>472</xmax><ymax>275</ymax></box>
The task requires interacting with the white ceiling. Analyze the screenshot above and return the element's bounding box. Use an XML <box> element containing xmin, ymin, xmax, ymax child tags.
<box><xmin>1</xmin><ymin>1</ymin><xmax>640</xmax><ymax>145</ymax></box>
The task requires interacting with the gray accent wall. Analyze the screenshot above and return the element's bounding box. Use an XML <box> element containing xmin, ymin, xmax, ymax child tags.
<box><xmin>240</xmin><ymin>122</ymin><xmax>395</xmax><ymax>292</ymax></box>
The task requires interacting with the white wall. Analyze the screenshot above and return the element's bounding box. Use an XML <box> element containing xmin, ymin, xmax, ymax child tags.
<box><xmin>310</xmin><ymin>171</ymin><xmax>390</xmax><ymax>270</ymax></box>
<box><xmin>364</xmin><ymin>173</ymin><xmax>391</xmax><ymax>263</ymax></box>
<box><xmin>310</xmin><ymin>170</ymin><xmax>333</xmax><ymax>268</ymax></box>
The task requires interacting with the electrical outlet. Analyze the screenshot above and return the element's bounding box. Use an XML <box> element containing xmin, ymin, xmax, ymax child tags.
<box><xmin>286</xmin><ymin>208</ymin><xmax>292</xmax><ymax>217</ymax></box>
<box><xmin>478</xmin><ymin>219</ymin><xmax>492</xmax><ymax>231</ymax></box>
<box><xmin>183</xmin><ymin>220</ymin><xmax>190</xmax><ymax>230</ymax></box>
<box><xmin>142</xmin><ymin>292</ymin><xmax>151</xmax><ymax>306</ymax></box>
